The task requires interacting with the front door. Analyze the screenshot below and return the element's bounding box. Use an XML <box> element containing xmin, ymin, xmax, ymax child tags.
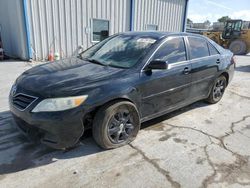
<box><xmin>139</xmin><ymin>37</ymin><xmax>192</xmax><ymax>119</ymax></box>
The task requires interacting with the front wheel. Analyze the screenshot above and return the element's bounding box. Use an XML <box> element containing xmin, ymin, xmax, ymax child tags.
<box><xmin>206</xmin><ymin>75</ymin><xmax>227</xmax><ymax>104</ymax></box>
<box><xmin>92</xmin><ymin>101</ymin><xmax>140</xmax><ymax>149</ymax></box>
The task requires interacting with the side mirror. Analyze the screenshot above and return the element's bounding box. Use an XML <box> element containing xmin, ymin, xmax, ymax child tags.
<box><xmin>147</xmin><ymin>60</ymin><xmax>168</xmax><ymax>70</ymax></box>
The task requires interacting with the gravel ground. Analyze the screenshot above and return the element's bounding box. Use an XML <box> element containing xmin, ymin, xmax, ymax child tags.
<box><xmin>0</xmin><ymin>56</ymin><xmax>249</xmax><ymax>188</ymax></box>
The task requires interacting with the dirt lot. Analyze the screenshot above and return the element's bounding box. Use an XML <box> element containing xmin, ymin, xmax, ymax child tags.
<box><xmin>0</xmin><ymin>56</ymin><xmax>250</xmax><ymax>188</ymax></box>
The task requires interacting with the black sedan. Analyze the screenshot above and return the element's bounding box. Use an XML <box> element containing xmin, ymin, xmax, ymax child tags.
<box><xmin>9</xmin><ymin>32</ymin><xmax>235</xmax><ymax>149</ymax></box>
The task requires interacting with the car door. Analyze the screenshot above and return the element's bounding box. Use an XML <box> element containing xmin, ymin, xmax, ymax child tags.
<box><xmin>139</xmin><ymin>36</ymin><xmax>192</xmax><ymax>119</ymax></box>
<box><xmin>187</xmin><ymin>36</ymin><xmax>220</xmax><ymax>100</ymax></box>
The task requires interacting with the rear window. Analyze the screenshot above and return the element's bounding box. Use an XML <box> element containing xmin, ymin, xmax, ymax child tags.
<box><xmin>188</xmin><ymin>37</ymin><xmax>209</xmax><ymax>59</ymax></box>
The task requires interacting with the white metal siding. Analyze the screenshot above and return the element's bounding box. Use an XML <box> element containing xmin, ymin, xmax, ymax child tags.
<box><xmin>26</xmin><ymin>0</ymin><xmax>185</xmax><ymax>61</ymax></box>
<box><xmin>0</xmin><ymin>0</ymin><xmax>28</xmax><ymax>60</ymax></box>
<box><xmin>133</xmin><ymin>0</ymin><xmax>186</xmax><ymax>32</ymax></box>
<box><xmin>27</xmin><ymin>0</ymin><xmax>131</xmax><ymax>60</ymax></box>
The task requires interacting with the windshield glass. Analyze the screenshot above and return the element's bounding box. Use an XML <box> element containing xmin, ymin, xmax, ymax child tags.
<box><xmin>80</xmin><ymin>35</ymin><xmax>157</xmax><ymax>68</ymax></box>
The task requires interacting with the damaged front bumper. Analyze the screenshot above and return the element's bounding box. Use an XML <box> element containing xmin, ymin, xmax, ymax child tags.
<box><xmin>10</xmin><ymin>101</ymin><xmax>85</xmax><ymax>149</ymax></box>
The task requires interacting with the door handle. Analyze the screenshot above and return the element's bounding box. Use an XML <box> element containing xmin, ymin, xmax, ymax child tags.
<box><xmin>216</xmin><ymin>59</ymin><xmax>220</xmax><ymax>64</ymax></box>
<box><xmin>183</xmin><ymin>67</ymin><xmax>190</xmax><ymax>74</ymax></box>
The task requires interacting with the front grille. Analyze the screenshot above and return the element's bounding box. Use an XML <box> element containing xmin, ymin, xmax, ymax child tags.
<box><xmin>12</xmin><ymin>93</ymin><xmax>37</xmax><ymax>111</ymax></box>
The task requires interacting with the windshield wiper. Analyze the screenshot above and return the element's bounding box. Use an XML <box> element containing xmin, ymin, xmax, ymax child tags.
<box><xmin>82</xmin><ymin>58</ymin><xmax>126</xmax><ymax>69</ymax></box>
<box><xmin>85</xmin><ymin>58</ymin><xmax>107</xmax><ymax>66</ymax></box>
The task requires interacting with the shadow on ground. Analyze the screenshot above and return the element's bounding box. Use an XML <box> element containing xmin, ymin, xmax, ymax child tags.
<box><xmin>236</xmin><ymin>65</ymin><xmax>250</xmax><ymax>73</ymax></box>
<box><xmin>0</xmin><ymin>111</ymin><xmax>103</xmax><ymax>175</ymax></box>
<box><xmin>0</xmin><ymin>101</ymin><xmax>208</xmax><ymax>175</ymax></box>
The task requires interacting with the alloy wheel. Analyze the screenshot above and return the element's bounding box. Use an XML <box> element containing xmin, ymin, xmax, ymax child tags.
<box><xmin>213</xmin><ymin>78</ymin><xmax>226</xmax><ymax>101</ymax></box>
<box><xmin>107</xmin><ymin>110</ymin><xmax>134</xmax><ymax>144</ymax></box>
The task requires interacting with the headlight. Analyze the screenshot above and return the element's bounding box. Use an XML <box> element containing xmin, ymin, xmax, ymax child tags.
<box><xmin>32</xmin><ymin>95</ymin><xmax>88</xmax><ymax>112</ymax></box>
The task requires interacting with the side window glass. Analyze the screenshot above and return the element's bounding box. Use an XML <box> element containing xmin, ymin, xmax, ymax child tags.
<box><xmin>152</xmin><ymin>37</ymin><xmax>187</xmax><ymax>64</ymax></box>
<box><xmin>208</xmin><ymin>43</ymin><xmax>220</xmax><ymax>55</ymax></box>
<box><xmin>188</xmin><ymin>37</ymin><xmax>209</xmax><ymax>59</ymax></box>
<box><xmin>234</xmin><ymin>21</ymin><xmax>242</xmax><ymax>31</ymax></box>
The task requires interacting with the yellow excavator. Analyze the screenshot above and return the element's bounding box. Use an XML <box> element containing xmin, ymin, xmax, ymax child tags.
<box><xmin>203</xmin><ymin>19</ymin><xmax>250</xmax><ymax>55</ymax></box>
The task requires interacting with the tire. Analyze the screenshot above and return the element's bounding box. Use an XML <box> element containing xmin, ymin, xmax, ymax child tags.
<box><xmin>206</xmin><ymin>75</ymin><xmax>227</xmax><ymax>104</ymax></box>
<box><xmin>92</xmin><ymin>101</ymin><xmax>140</xmax><ymax>149</ymax></box>
<box><xmin>229</xmin><ymin>40</ymin><xmax>247</xmax><ymax>55</ymax></box>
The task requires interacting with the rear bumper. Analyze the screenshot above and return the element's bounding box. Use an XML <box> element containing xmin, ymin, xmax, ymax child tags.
<box><xmin>228</xmin><ymin>63</ymin><xmax>235</xmax><ymax>84</ymax></box>
<box><xmin>10</xmin><ymin>104</ymin><xmax>85</xmax><ymax>149</ymax></box>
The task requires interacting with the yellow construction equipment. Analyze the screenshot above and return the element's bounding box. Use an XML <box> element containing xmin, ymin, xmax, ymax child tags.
<box><xmin>203</xmin><ymin>19</ymin><xmax>250</xmax><ymax>55</ymax></box>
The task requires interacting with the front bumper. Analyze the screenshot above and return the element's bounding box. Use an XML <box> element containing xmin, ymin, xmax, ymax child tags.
<box><xmin>9</xmin><ymin>99</ymin><xmax>85</xmax><ymax>149</ymax></box>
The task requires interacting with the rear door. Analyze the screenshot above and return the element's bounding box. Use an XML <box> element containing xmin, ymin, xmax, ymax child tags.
<box><xmin>139</xmin><ymin>36</ymin><xmax>192</xmax><ymax>119</ymax></box>
<box><xmin>187</xmin><ymin>36</ymin><xmax>220</xmax><ymax>100</ymax></box>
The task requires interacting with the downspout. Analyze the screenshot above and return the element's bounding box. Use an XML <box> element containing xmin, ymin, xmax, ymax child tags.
<box><xmin>182</xmin><ymin>0</ymin><xmax>189</xmax><ymax>32</ymax></box>
<box><xmin>22</xmin><ymin>0</ymin><xmax>32</xmax><ymax>60</ymax></box>
<box><xmin>130</xmin><ymin>0</ymin><xmax>135</xmax><ymax>31</ymax></box>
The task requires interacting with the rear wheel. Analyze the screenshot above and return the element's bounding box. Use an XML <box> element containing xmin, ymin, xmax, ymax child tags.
<box><xmin>92</xmin><ymin>101</ymin><xmax>140</xmax><ymax>149</ymax></box>
<box><xmin>206</xmin><ymin>75</ymin><xmax>227</xmax><ymax>104</ymax></box>
<box><xmin>229</xmin><ymin>40</ymin><xmax>247</xmax><ymax>55</ymax></box>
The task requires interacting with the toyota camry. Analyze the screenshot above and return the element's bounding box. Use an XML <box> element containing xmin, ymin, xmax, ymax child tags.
<box><xmin>9</xmin><ymin>32</ymin><xmax>235</xmax><ymax>149</ymax></box>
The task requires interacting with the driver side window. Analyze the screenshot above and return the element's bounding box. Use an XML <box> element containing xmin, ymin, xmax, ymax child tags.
<box><xmin>152</xmin><ymin>37</ymin><xmax>187</xmax><ymax>64</ymax></box>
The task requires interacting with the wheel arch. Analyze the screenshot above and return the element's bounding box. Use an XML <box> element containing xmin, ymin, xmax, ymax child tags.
<box><xmin>82</xmin><ymin>97</ymin><xmax>139</xmax><ymax>130</ymax></box>
<box><xmin>99</xmin><ymin>97</ymin><xmax>136</xmax><ymax>108</ymax></box>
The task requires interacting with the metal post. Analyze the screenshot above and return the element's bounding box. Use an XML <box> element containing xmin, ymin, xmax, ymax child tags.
<box><xmin>22</xmin><ymin>0</ymin><xmax>32</xmax><ymax>60</ymax></box>
<box><xmin>182</xmin><ymin>0</ymin><xmax>189</xmax><ymax>32</ymax></box>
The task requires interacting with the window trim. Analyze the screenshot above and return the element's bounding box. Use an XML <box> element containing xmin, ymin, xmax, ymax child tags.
<box><xmin>146</xmin><ymin>24</ymin><xmax>158</xmax><ymax>31</ymax></box>
<box><xmin>91</xmin><ymin>18</ymin><xmax>110</xmax><ymax>43</ymax></box>
<box><xmin>141</xmin><ymin>36</ymin><xmax>188</xmax><ymax>72</ymax></box>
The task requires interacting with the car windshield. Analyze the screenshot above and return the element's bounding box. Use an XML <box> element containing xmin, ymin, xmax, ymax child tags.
<box><xmin>79</xmin><ymin>35</ymin><xmax>157</xmax><ymax>68</ymax></box>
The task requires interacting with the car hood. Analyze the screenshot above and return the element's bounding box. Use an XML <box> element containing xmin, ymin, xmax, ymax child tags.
<box><xmin>16</xmin><ymin>57</ymin><xmax>125</xmax><ymax>97</ymax></box>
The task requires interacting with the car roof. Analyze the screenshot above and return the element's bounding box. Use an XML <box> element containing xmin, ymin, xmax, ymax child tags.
<box><xmin>120</xmin><ymin>31</ymin><xmax>206</xmax><ymax>40</ymax></box>
<box><xmin>118</xmin><ymin>31</ymin><xmax>228</xmax><ymax>55</ymax></box>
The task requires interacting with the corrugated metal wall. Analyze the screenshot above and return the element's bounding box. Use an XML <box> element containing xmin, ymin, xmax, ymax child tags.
<box><xmin>0</xmin><ymin>0</ymin><xmax>28</xmax><ymax>60</ymax></box>
<box><xmin>26</xmin><ymin>0</ymin><xmax>131</xmax><ymax>61</ymax></box>
<box><xmin>25</xmin><ymin>0</ymin><xmax>186</xmax><ymax>61</ymax></box>
<box><xmin>133</xmin><ymin>0</ymin><xmax>186</xmax><ymax>32</ymax></box>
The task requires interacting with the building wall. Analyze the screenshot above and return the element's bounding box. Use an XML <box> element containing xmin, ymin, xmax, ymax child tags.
<box><xmin>0</xmin><ymin>0</ymin><xmax>28</xmax><ymax>60</ymax></box>
<box><xmin>0</xmin><ymin>0</ymin><xmax>187</xmax><ymax>61</ymax></box>
<box><xmin>26</xmin><ymin>0</ymin><xmax>131</xmax><ymax>61</ymax></box>
<box><xmin>132</xmin><ymin>0</ymin><xmax>186</xmax><ymax>32</ymax></box>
